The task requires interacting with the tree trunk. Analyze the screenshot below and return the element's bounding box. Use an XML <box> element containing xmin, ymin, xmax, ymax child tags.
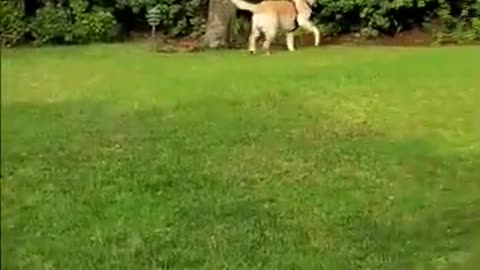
<box><xmin>203</xmin><ymin>0</ymin><xmax>236</xmax><ymax>48</ymax></box>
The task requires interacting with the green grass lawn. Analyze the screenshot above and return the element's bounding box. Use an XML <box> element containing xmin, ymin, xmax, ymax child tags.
<box><xmin>2</xmin><ymin>44</ymin><xmax>480</xmax><ymax>270</ymax></box>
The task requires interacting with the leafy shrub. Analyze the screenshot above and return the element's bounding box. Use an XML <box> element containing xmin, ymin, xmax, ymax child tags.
<box><xmin>71</xmin><ymin>0</ymin><xmax>118</xmax><ymax>43</ymax></box>
<box><xmin>72</xmin><ymin>9</ymin><xmax>118</xmax><ymax>43</ymax></box>
<box><xmin>312</xmin><ymin>0</ymin><xmax>480</xmax><ymax>40</ymax></box>
<box><xmin>116</xmin><ymin>0</ymin><xmax>208</xmax><ymax>37</ymax></box>
<box><xmin>30</xmin><ymin>2</ymin><xmax>72</xmax><ymax>45</ymax></box>
<box><xmin>29</xmin><ymin>0</ymin><xmax>119</xmax><ymax>45</ymax></box>
<box><xmin>0</xmin><ymin>1</ymin><xmax>26</xmax><ymax>47</ymax></box>
<box><xmin>473</xmin><ymin>17</ymin><xmax>480</xmax><ymax>38</ymax></box>
<box><xmin>423</xmin><ymin>0</ymin><xmax>480</xmax><ymax>43</ymax></box>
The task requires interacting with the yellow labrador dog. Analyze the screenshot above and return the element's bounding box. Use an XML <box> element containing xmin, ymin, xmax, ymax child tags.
<box><xmin>231</xmin><ymin>0</ymin><xmax>320</xmax><ymax>54</ymax></box>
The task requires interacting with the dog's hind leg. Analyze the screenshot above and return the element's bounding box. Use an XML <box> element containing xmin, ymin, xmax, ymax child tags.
<box><xmin>261</xmin><ymin>19</ymin><xmax>277</xmax><ymax>55</ymax></box>
<box><xmin>286</xmin><ymin>32</ymin><xmax>295</xmax><ymax>51</ymax></box>
<box><xmin>262</xmin><ymin>30</ymin><xmax>276</xmax><ymax>55</ymax></box>
<box><xmin>248</xmin><ymin>27</ymin><xmax>261</xmax><ymax>54</ymax></box>
<box><xmin>297</xmin><ymin>16</ymin><xmax>320</xmax><ymax>46</ymax></box>
<box><xmin>249</xmin><ymin>16</ymin><xmax>261</xmax><ymax>54</ymax></box>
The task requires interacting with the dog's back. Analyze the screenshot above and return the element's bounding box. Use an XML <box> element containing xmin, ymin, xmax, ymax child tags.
<box><xmin>255</xmin><ymin>1</ymin><xmax>297</xmax><ymax>30</ymax></box>
<box><xmin>255</xmin><ymin>1</ymin><xmax>296</xmax><ymax>17</ymax></box>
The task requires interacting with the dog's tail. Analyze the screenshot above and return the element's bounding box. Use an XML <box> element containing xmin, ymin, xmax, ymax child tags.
<box><xmin>231</xmin><ymin>0</ymin><xmax>258</xmax><ymax>12</ymax></box>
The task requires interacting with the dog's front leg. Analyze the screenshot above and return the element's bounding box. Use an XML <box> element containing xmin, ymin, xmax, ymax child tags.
<box><xmin>286</xmin><ymin>32</ymin><xmax>295</xmax><ymax>51</ymax></box>
<box><xmin>297</xmin><ymin>16</ymin><xmax>320</xmax><ymax>46</ymax></box>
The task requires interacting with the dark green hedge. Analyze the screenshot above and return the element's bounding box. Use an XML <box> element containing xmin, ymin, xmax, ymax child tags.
<box><xmin>1</xmin><ymin>1</ymin><xmax>27</xmax><ymax>47</ymax></box>
<box><xmin>312</xmin><ymin>0</ymin><xmax>480</xmax><ymax>40</ymax></box>
<box><xmin>1</xmin><ymin>0</ymin><xmax>479</xmax><ymax>47</ymax></box>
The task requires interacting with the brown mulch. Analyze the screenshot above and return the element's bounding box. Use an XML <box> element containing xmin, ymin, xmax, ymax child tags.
<box><xmin>321</xmin><ymin>29</ymin><xmax>434</xmax><ymax>46</ymax></box>
<box><xmin>292</xmin><ymin>28</ymin><xmax>478</xmax><ymax>47</ymax></box>
<box><xmin>154</xmin><ymin>37</ymin><xmax>204</xmax><ymax>53</ymax></box>
<box><xmin>130</xmin><ymin>28</ymin><xmax>479</xmax><ymax>53</ymax></box>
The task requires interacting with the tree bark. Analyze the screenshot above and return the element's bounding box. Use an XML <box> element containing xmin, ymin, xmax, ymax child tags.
<box><xmin>203</xmin><ymin>0</ymin><xmax>236</xmax><ymax>48</ymax></box>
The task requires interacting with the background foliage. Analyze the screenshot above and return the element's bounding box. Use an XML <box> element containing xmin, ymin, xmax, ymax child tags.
<box><xmin>1</xmin><ymin>0</ymin><xmax>479</xmax><ymax>47</ymax></box>
<box><xmin>0</xmin><ymin>1</ymin><xmax>26</xmax><ymax>47</ymax></box>
<box><xmin>311</xmin><ymin>0</ymin><xmax>480</xmax><ymax>39</ymax></box>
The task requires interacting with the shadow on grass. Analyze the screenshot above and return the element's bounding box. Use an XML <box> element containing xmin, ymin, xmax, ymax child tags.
<box><xmin>2</xmin><ymin>98</ymin><xmax>480</xmax><ymax>269</ymax></box>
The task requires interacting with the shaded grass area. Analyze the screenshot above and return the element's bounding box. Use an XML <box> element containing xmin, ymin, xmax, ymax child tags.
<box><xmin>2</xmin><ymin>44</ymin><xmax>480</xmax><ymax>269</ymax></box>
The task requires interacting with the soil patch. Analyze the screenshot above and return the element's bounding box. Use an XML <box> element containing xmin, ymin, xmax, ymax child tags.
<box><xmin>129</xmin><ymin>28</ymin><xmax>479</xmax><ymax>53</ymax></box>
